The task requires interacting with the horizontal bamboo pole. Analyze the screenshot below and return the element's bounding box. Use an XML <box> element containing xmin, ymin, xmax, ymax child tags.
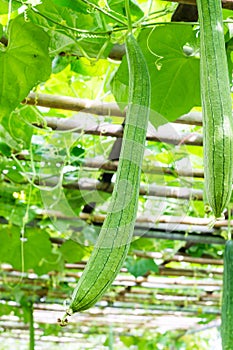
<box><xmin>0</xmin><ymin>262</ymin><xmax>223</xmax><ymax>288</ymax></box>
<box><xmin>133</xmin><ymin>251</ymin><xmax>223</xmax><ymax>265</ymax></box>
<box><xmin>24</xmin><ymin>92</ymin><xmax>124</xmax><ymax>117</ymax></box>
<box><xmin>40</xmin><ymin>176</ymin><xmax>203</xmax><ymax>200</ymax></box>
<box><xmin>24</xmin><ymin>92</ymin><xmax>203</xmax><ymax>125</ymax></box>
<box><xmin>41</xmin><ymin>116</ymin><xmax>203</xmax><ymax>145</ymax></box>
<box><xmin>15</xmin><ymin>154</ymin><xmax>203</xmax><ymax>178</ymax></box>
<box><xmin>36</xmin><ymin>202</ymin><xmax>232</xmax><ymax>229</ymax></box>
<box><xmin>81</xmin><ymin>158</ymin><xmax>204</xmax><ymax>178</ymax></box>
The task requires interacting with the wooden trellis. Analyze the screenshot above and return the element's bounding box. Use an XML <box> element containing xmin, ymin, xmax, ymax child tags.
<box><xmin>2</xmin><ymin>1</ymin><xmax>233</xmax><ymax>348</ymax></box>
<box><xmin>0</xmin><ymin>90</ymin><xmax>228</xmax><ymax>347</ymax></box>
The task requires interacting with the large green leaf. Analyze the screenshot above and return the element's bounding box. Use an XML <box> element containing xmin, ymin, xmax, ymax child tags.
<box><xmin>0</xmin><ymin>1</ymin><xmax>21</xmax><ymax>14</ymax></box>
<box><xmin>1</xmin><ymin>105</ymin><xmax>45</xmax><ymax>150</ymax></box>
<box><xmin>34</xmin><ymin>249</ymin><xmax>64</xmax><ymax>275</ymax></box>
<box><xmin>21</xmin><ymin>228</ymin><xmax>61</xmax><ymax>274</ymax></box>
<box><xmin>140</xmin><ymin>25</ymin><xmax>200</xmax><ymax>121</ymax></box>
<box><xmin>125</xmin><ymin>256</ymin><xmax>159</xmax><ymax>278</ymax></box>
<box><xmin>35</xmin><ymin>0</ymin><xmax>94</xmax><ymax>30</ymax></box>
<box><xmin>1</xmin><ymin>114</ymin><xmax>32</xmax><ymax>150</ymax></box>
<box><xmin>71</xmin><ymin>57</ymin><xmax>110</xmax><ymax>76</ymax></box>
<box><xmin>53</xmin><ymin>0</ymin><xmax>143</xmax><ymax>26</ymax></box>
<box><xmin>0</xmin><ymin>225</ymin><xmax>21</xmax><ymax>265</ymax></box>
<box><xmin>0</xmin><ymin>225</ymin><xmax>62</xmax><ymax>274</ymax></box>
<box><xmin>28</xmin><ymin>0</ymin><xmax>113</xmax><ymax>57</ymax></box>
<box><xmin>8</xmin><ymin>204</ymin><xmax>36</xmax><ymax>227</ymax></box>
<box><xmin>52</xmin><ymin>0</ymin><xmax>89</xmax><ymax>13</ymax></box>
<box><xmin>60</xmin><ymin>239</ymin><xmax>86</xmax><ymax>263</ymax></box>
<box><xmin>0</xmin><ymin>15</ymin><xmax>51</xmax><ymax>120</ymax></box>
<box><xmin>0</xmin><ymin>123</ymin><xmax>18</xmax><ymax>150</ymax></box>
<box><xmin>0</xmin><ymin>157</ymin><xmax>26</xmax><ymax>183</ymax></box>
<box><xmin>108</xmin><ymin>0</ymin><xmax>143</xmax><ymax>21</ymax></box>
<box><xmin>112</xmin><ymin>25</ymin><xmax>200</xmax><ymax>125</ymax></box>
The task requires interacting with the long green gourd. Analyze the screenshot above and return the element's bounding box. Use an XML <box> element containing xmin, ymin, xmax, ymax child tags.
<box><xmin>221</xmin><ymin>240</ymin><xmax>233</xmax><ymax>349</ymax></box>
<box><xmin>196</xmin><ymin>0</ymin><xmax>233</xmax><ymax>218</ymax></box>
<box><xmin>59</xmin><ymin>33</ymin><xmax>151</xmax><ymax>325</ymax></box>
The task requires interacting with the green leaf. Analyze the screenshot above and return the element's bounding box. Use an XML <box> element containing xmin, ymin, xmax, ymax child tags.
<box><xmin>0</xmin><ymin>303</ymin><xmax>14</xmax><ymax>317</ymax></box>
<box><xmin>0</xmin><ymin>225</ymin><xmax>59</xmax><ymax>274</ymax></box>
<box><xmin>125</xmin><ymin>257</ymin><xmax>159</xmax><ymax>277</ymax></box>
<box><xmin>0</xmin><ymin>157</ymin><xmax>26</xmax><ymax>183</ymax></box>
<box><xmin>0</xmin><ymin>142</ymin><xmax>11</xmax><ymax>156</ymax></box>
<box><xmin>16</xmin><ymin>104</ymin><xmax>46</xmax><ymax>125</ymax></box>
<box><xmin>143</xmin><ymin>25</ymin><xmax>200</xmax><ymax>122</ymax></box>
<box><xmin>112</xmin><ymin>25</ymin><xmax>200</xmax><ymax>125</ymax></box>
<box><xmin>108</xmin><ymin>0</ymin><xmax>143</xmax><ymax>21</ymax></box>
<box><xmin>130</xmin><ymin>237</ymin><xmax>156</xmax><ymax>252</ymax></box>
<box><xmin>35</xmin><ymin>0</ymin><xmax>93</xmax><ymax>30</ymax></box>
<box><xmin>40</xmin><ymin>323</ymin><xmax>61</xmax><ymax>337</ymax></box>
<box><xmin>0</xmin><ymin>225</ymin><xmax>21</xmax><ymax>266</ymax></box>
<box><xmin>60</xmin><ymin>239</ymin><xmax>86</xmax><ymax>263</ymax></box>
<box><xmin>70</xmin><ymin>144</ymin><xmax>85</xmax><ymax>163</ymax></box>
<box><xmin>0</xmin><ymin>15</ymin><xmax>51</xmax><ymax>120</ymax></box>
<box><xmin>1</xmin><ymin>105</ymin><xmax>45</xmax><ymax>149</ymax></box>
<box><xmin>1</xmin><ymin>113</ymin><xmax>32</xmax><ymax>150</ymax></box>
<box><xmin>52</xmin><ymin>0</ymin><xmax>89</xmax><ymax>13</ymax></box>
<box><xmin>0</xmin><ymin>1</ymin><xmax>21</xmax><ymax>14</ymax></box>
<box><xmin>52</xmin><ymin>0</ymin><xmax>144</xmax><ymax>27</ymax></box>
<box><xmin>52</xmin><ymin>55</ymin><xmax>71</xmax><ymax>73</ymax></box>
<box><xmin>28</xmin><ymin>0</ymin><xmax>113</xmax><ymax>57</ymax></box>
<box><xmin>111</xmin><ymin>70</ymin><xmax>128</xmax><ymax>111</ymax></box>
<box><xmin>0</xmin><ymin>124</ymin><xmax>18</xmax><ymax>150</ymax></box>
<box><xmin>34</xmin><ymin>249</ymin><xmax>64</xmax><ymax>275</ymax></box>
<box><xmin>71</xmin><ymin>57</ymin><xmax>109</xmax><ymax>76</ymax></box>
<box><xmin>9</xmin><ymin>204</ymin><xmax>36</xmax><ymax>227</ymax></box>
<box><xmin>186</xmin><ymin>243</ymin><xmax>222</xmax><ymax>259</ymax></box>
<box><xmin>120</xmin><ymin>335</ymin><xmax>137</xmax><ymax>347</ymax></box>
<box><xmin>20</xmin><ymin>228</ymin><xmax>55</xmax><ymax>272</ymax></box>
<box><xmin>155</xmin><ymin>148</ymin><xmax>189</xmax><ymax>165</ymax></box>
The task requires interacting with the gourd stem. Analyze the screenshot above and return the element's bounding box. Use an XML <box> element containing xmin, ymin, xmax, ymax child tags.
<box><xmin>28</xmin><ymin>301</ymin><xmax>35</xmax><ymax>350</ymax></box>
<box><xmin>125</xmin><ymin>0</ymin><xmax>132</xmax><ymax>32</ymax></box>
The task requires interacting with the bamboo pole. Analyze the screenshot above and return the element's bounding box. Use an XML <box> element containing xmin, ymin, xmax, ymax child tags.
<box><xmin>39</xmin><ymin>116</ymin><xmax>203</xmax><ymax>145</ymax></box>
<box><xmin>28</xmin><ymin>302</ymin><xmax>35</xmax><ymax>350</ymax></box>
<box><xmin>40</xmin><ymin>177</ymin><xmax>203</xmax><ymax>200</ymax></box>
<box><xmin>23</xmin><ymin>93</ymin><xmax>204</xmax><ymax>125</ymax></box>
<box><xmin>15</xmin><ymin>155</ymin><xmax>204</xmax><ymax>178</ymax></box>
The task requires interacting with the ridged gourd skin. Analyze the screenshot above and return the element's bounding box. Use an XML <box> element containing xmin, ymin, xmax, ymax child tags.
<box><xmin>67</xmin><ymin>34</ymin><xmax>151</xmax><ymax>314</ymax></box>
<box><xmin>221</xmin><ymin>240</ymin><xmax>233</xmax><ymax>350</ymax></box>
<box><xmin>196</xmin><ymin>0</ymin><xmax>233</xmax><ymax>218</ymax></box>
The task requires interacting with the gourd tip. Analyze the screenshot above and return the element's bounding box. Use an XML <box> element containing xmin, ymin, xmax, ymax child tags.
<box><xmin>57</xmin><ymin>308</ymin><xmax>73</xmax><ymax>327</ymax></box>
